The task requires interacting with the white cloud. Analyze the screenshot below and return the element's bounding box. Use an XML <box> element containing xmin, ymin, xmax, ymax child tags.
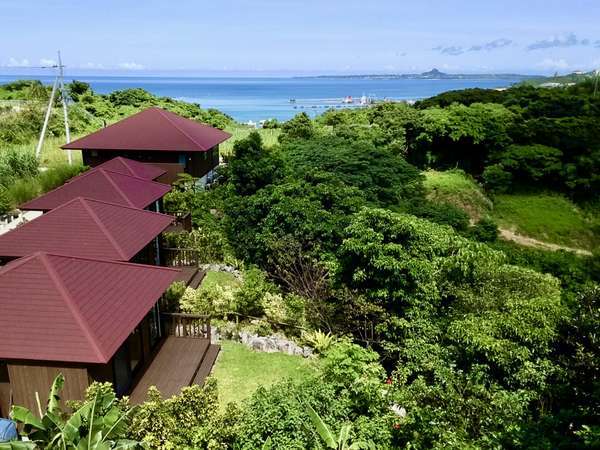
<box><xmin>528</xmin><ymin>33</ymin><xmax>588</xmax><ymax>51</ymax></box>
<box><xmin>80</xmin><ymin>62</ymin><xmax>105</xmax><ymax>69</ymax></box>
<box><xmin>117</xmin><ymin>61</ymin><xmax>145</xmax><ymax>70</ymax></box>
<box><xmin>40</xmin><ymin>58</ymin><xmax>57</xmax><ymax>66</ymax></box>
<box><xmin>4</xmin><ymin>57</ymin><xmax>30</xmax><ymax>67</ymax></box>
<box><xmin>537</xmin><ymin>58</ymin><xmax>570</xmax><ymax>70</ymax></box>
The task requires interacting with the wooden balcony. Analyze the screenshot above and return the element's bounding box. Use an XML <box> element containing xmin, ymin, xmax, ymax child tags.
<box><xmin>128</xmin><ymin>314</ymin><xmax>219</xmax><ymax>404</ymax></box>
<box><xmin>128</xmin><ymin>337</ymin><xmax>220</xmax><ymax>404</ymax></box>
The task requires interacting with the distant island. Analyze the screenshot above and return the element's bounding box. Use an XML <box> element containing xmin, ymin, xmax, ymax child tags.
<box><xmin>299</xmin><ymin>68</ymin><xmax>544</xmax><ymax>80</ymax></box>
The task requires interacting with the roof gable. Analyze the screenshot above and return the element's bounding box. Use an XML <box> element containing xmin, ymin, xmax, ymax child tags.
<box><xmin>0</xmin><ymin>253</ymin><xmax>179</xmax><ymax>363</ymax></box>
<box><xmin>95</xmin><ymin>156</ymin><xmax>166</xmax><ymax>180</ymax></box>
<box><xmin>20</xmin><ymin>168</ymin><xmax>170</xmax><ymax>211</ymax></box>
<box><xmin>62</xmin><ymin>107</ymin><xmax>231</xmax><ymax>152</ymax></box>
<box><xmin>0</xmin><ymin>197</ymin><xmax>173</xmax><ymax>260</ymax></box>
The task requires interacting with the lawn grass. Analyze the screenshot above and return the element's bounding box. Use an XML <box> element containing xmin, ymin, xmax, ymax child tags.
<box><xmin>492</xmin><ymin>193</ymin><xmax>599</xmax><ymax>250</ymax></box>
<box><xmin>221</xmin><ymin>125</ymin><xmax>280</xmax><ymax>157</ymax></box>
<box><xmin>201</xmin><ymin>271</ymin><xmax>241</xmax><ymax>290</ymax></box>
<box><xmin>423</xmin><ymin>169</ymin><xmax>493</xmax><ymax>220</ymax></box>
<box><xmin>210</xmin><ymin>340</ymin><xmax>314</xmax><ymax>406</ymax></box>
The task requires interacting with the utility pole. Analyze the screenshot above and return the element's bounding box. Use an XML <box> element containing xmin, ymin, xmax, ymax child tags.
<box><xmin>35</xmin><ymin>50</ymin><xmax>72</xmax><ymax>164</ymax></box>
<box><xmin>58</xmin><ymin>51</ymin><xmax>72</xmax><ymax>164</ymax></box>
<box><xmin>35</xmin><ymin>75</ymin><xmax>58</xmax><ymax>159</ymax></box>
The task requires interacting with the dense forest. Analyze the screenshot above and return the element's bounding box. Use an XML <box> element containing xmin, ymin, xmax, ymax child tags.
<box><xmin>1</xmin><ymin>79</ymin><xmax>599</xmax><ymax>449</ymax></box>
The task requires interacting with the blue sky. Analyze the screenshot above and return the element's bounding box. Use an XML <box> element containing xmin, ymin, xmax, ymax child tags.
<box><xmin>1</xmin><ymin>0</ymin><xmax>600</xmax><ymax>75</ymax></box>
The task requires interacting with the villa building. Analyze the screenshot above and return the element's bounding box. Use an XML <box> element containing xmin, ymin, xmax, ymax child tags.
<box><xmin>0</xmin><ymin>252</ymin><xmax>179</xmax><ymax>415</ymax></box>
<box><xmin>0</xmin><ymin>197</ymin><xmax>174</xmax><ymax>265</ymax></box>
<box><xmin>62</xmin><ymin>107</ymin><xmax>232</xmax><ymax>185</ymax></box>
<box><xmin>0</xmin><ymin>154</ymin><xmax>220</xmax><ymax>418</ymax></box>
<box><xmin>19</xmin><ymin>167</ymin><xmax>171</xmax><ymax>213</ymax></box>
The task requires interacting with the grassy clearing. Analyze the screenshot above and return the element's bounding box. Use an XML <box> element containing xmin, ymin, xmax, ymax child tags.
<box><xmin>221</xmin><ymin>125</ymin><xmax>280</xmax><ymax>157</ymax></box>
<box><xmin>3</xmin><ymin>136</ymin><xmax>83</xmax><ymax>168</ymax></box>
<box><xmin>423</xmin><ymin>169</ymin><xmax>492</xmax><ymax>220</ymax></box>
<box><xmin>201</xmin><ymin>271</ymin><xmax>241</xmax><ymax>290</ymax></box>
<box><xmin>210</xmin><ymin>340</ymin><xmax>314</xmax><ymax>406</ymax></box>
<box><xmin>492</xmin><ymin>193</ymin><xmax>599</xmax><ymax>250</ymax></box>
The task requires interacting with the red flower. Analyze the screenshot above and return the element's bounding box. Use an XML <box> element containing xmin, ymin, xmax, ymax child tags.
<box><xmin>385</xmin><ymin>377</ymin><xmax>393</xmax><ymax>385</ymax></box>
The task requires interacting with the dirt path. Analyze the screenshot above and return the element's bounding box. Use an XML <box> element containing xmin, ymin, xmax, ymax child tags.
<box><xmin>499</xmin><ymin>228</ymin><xmax>593</xmax><ymax>256</ymax></box>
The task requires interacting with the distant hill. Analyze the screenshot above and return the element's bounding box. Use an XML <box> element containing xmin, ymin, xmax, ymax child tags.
<box><xmin>520</xmin><ymin>70</ymin><xmax>599</xmax><ymax>87</ymax></box>
<box><xmin>299</xmin><ymin>68</ymin><xmax>543</xmax><ymax>81</ymax></box>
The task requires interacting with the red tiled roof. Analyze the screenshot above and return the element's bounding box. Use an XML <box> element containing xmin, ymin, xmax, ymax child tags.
<box><xmin>95</xmin><ymin>156</ymin><xmax>166</xmax><ymax>180</ymax></box>
<box><xmin>0</xmin><ymin>197</ymin><xmax>173</xmax><ymax>260</ymax></box>
<box><xmin>0</xmin><ymin>252</ymin><xmax>179</xmax><ymax>363</ymax></box>
<box><xmin>20</xmin><ymin>168</ymin><xmax>170</xmax><ymax>211</ymax></box>
<box><xmin>62</xmin><ymin>107</ymin><xmax>231</xmax><ymax>152</ymax></box>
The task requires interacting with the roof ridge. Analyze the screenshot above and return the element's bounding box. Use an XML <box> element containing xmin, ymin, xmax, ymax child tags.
<box><xmin>60</xmin><ymin>111</ymin><xmax>142</xmax><ymax>150</ymax></box>
<box><xmin>27</xmin><ymin>251</ymin><xmax>181</xmax><ymax>272</ymax></box>
<box><xmin>97</xmin><ymin>169</ymin><xmax>137</xmax><ymax>208</ymax></box>
<box><xmin>0</xmin><ymin>252</ymin><xmax>38</xmax><ymax>275</ymax></box>
<box><xmin>156</xmin><ymin>108</ymin><xmax>209</xmax><ymax>151</ymax></box>
<box><xmin>112</xmin><ymin>157</ymin><xmax>136</xmax><ymax>177</ymax></box>
<box><xmin>78</xmin><ymin>196</ymin><xmax>174</xmax><ymax>218</ymax></box>
<box><xmin>101</xmin><ymin>168</ymin><xmax>171</xmax><ymax>188</ymax></box>
<box><xmin>39</xmin><ymin>253</ymin><xmax>108</xmax><ymax>363</ymax></box>
<box><xmin>78</xmin><ymin>197</ymin><xmax>129</xmax><ymax>260</ymax></box>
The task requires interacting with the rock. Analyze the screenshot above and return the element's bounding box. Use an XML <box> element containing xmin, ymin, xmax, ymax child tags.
<box><xmin>213</xmin><ymin>321</ymin><xmax>313</xmax><ymax>358</ymax></box>
<box><xmin>199</xmin><ymin>263</ymin><xmax>242</xmax><ymax>280</ymax></box>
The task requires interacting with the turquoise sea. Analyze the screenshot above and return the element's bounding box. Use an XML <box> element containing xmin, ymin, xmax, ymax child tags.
<box><xmin>0</xmin><ymin>75</ymin><xmax>523</xmax><ymax>123</ymax></box>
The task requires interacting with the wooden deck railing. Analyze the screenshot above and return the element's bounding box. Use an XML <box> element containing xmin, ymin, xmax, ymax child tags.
<box><xmin>162</xmin><ymin>313</ymin><xmax>211</xmax><ymax>339</ymax></box>
<box><xmin>161</xmin><ymin>247</ymin><xmax>201</xmax><ymax>267</ymax></box>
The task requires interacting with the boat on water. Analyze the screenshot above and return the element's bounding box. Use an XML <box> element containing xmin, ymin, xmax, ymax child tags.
<box><xmin>342</xmin><ymin>95</ymin><xmax>353</xmax><ymax>104</ymax></box>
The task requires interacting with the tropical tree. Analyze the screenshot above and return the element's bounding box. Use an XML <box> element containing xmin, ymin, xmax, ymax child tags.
<box><xmin>306</xmin><ymin>404</ymin><xmax>375</xmax><ymax>450</ymax></box>
<box><xmin>9</xmin><ymin>374</ymin><xmax>144</xmax><ymax>449</ymax></box>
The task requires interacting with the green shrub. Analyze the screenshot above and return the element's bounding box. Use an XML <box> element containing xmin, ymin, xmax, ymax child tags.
<box><xmin>263</xmin><ymin>292</ymin><xmax>306</xmax><ymax>326</ymax></box>
<box><xmin>0</xmin><ymin>147</ymin><xmax>39</xmax><ymax>182</ymax></box>
<box><xmin>279</xmin><ymin>112</ymin><xmax>315</xmax><ymax>142</ymax></box>
<box><xmin>482</xmin><ymin>163</ymin><xmax>512</xmax><ymax>193</ymax></box>
<box><xmin>180</xmin><ymin>282</ymin><xmax>237</xmax><ymax>317</ymax></box>
<box><xmin>303</xmin><ymin>330</ymin><xmax>336</xmax><ymax>353</ymax></box>
<box><xmin>235</xmin><ymin>341</ymin><xmax>393</xmax><ymax>449</ymax></box>
<box><xmin>234</xmin><ymin>267</ymin><xmax>275</xmax><ymax>316</ymax></box>
<box><xmin>262</xmin><ymin>118</ymin><xmax>280</xmax><ymax>129</ymax></box>
<box><xmin>162</xmin><ymin>281</ymin><xmax>186</xmax><ymax>312</ymax></box>
<box><xmin>407</xmin><ymin>199</ymin><xmax>470</xmax><ymax>231</ymax></box>
<box><xmin>6</xmin><ymin>177</ymin><xmax>39</xmax><ymax>205</ymax></box>
<box><xmin>470</xmin><ymin>217</ymin><xmax>500</xmax><ymax>242</ymax></box>
<box><xmin>0</xmin><ymin>187</ymin><xmax>12</xmax><ymax>214</ymax></box>
<box><xmin>320</xmin><ymin>340</ymin><xmax>386</xmax><ymax>411</ymax></box>
<box><xmin>128</xmin><ymin>380</ymin><xmax>239</xmax><ymax>449</ymax></box>
<box><xmin>37</xmin><ymin>163</ymin><xmax>85</xmax><ymax>192</ymax></box>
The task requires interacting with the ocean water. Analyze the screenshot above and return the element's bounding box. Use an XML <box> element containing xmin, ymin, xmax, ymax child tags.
<box><xmin>0</xmin><ymin>75</ymin><xmax>522</xmax><ymax>123</ymax></box>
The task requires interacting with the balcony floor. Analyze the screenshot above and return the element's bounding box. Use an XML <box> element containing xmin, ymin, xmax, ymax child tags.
<box><xmin>129</xmin><ymin>336</ymin><xmax>220</xmax><ymax>404</ymax></box>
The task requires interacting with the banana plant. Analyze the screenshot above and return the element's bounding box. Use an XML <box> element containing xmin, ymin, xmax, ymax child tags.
<box><xmin>306</xmin><ymin>404</ymin><xmax>375</xmax><ymax>450</ymax></box>
<box><xmin>9</xmin><ymin>374</ymin><xmax>145</xmax><ymax>449</ymax></box>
